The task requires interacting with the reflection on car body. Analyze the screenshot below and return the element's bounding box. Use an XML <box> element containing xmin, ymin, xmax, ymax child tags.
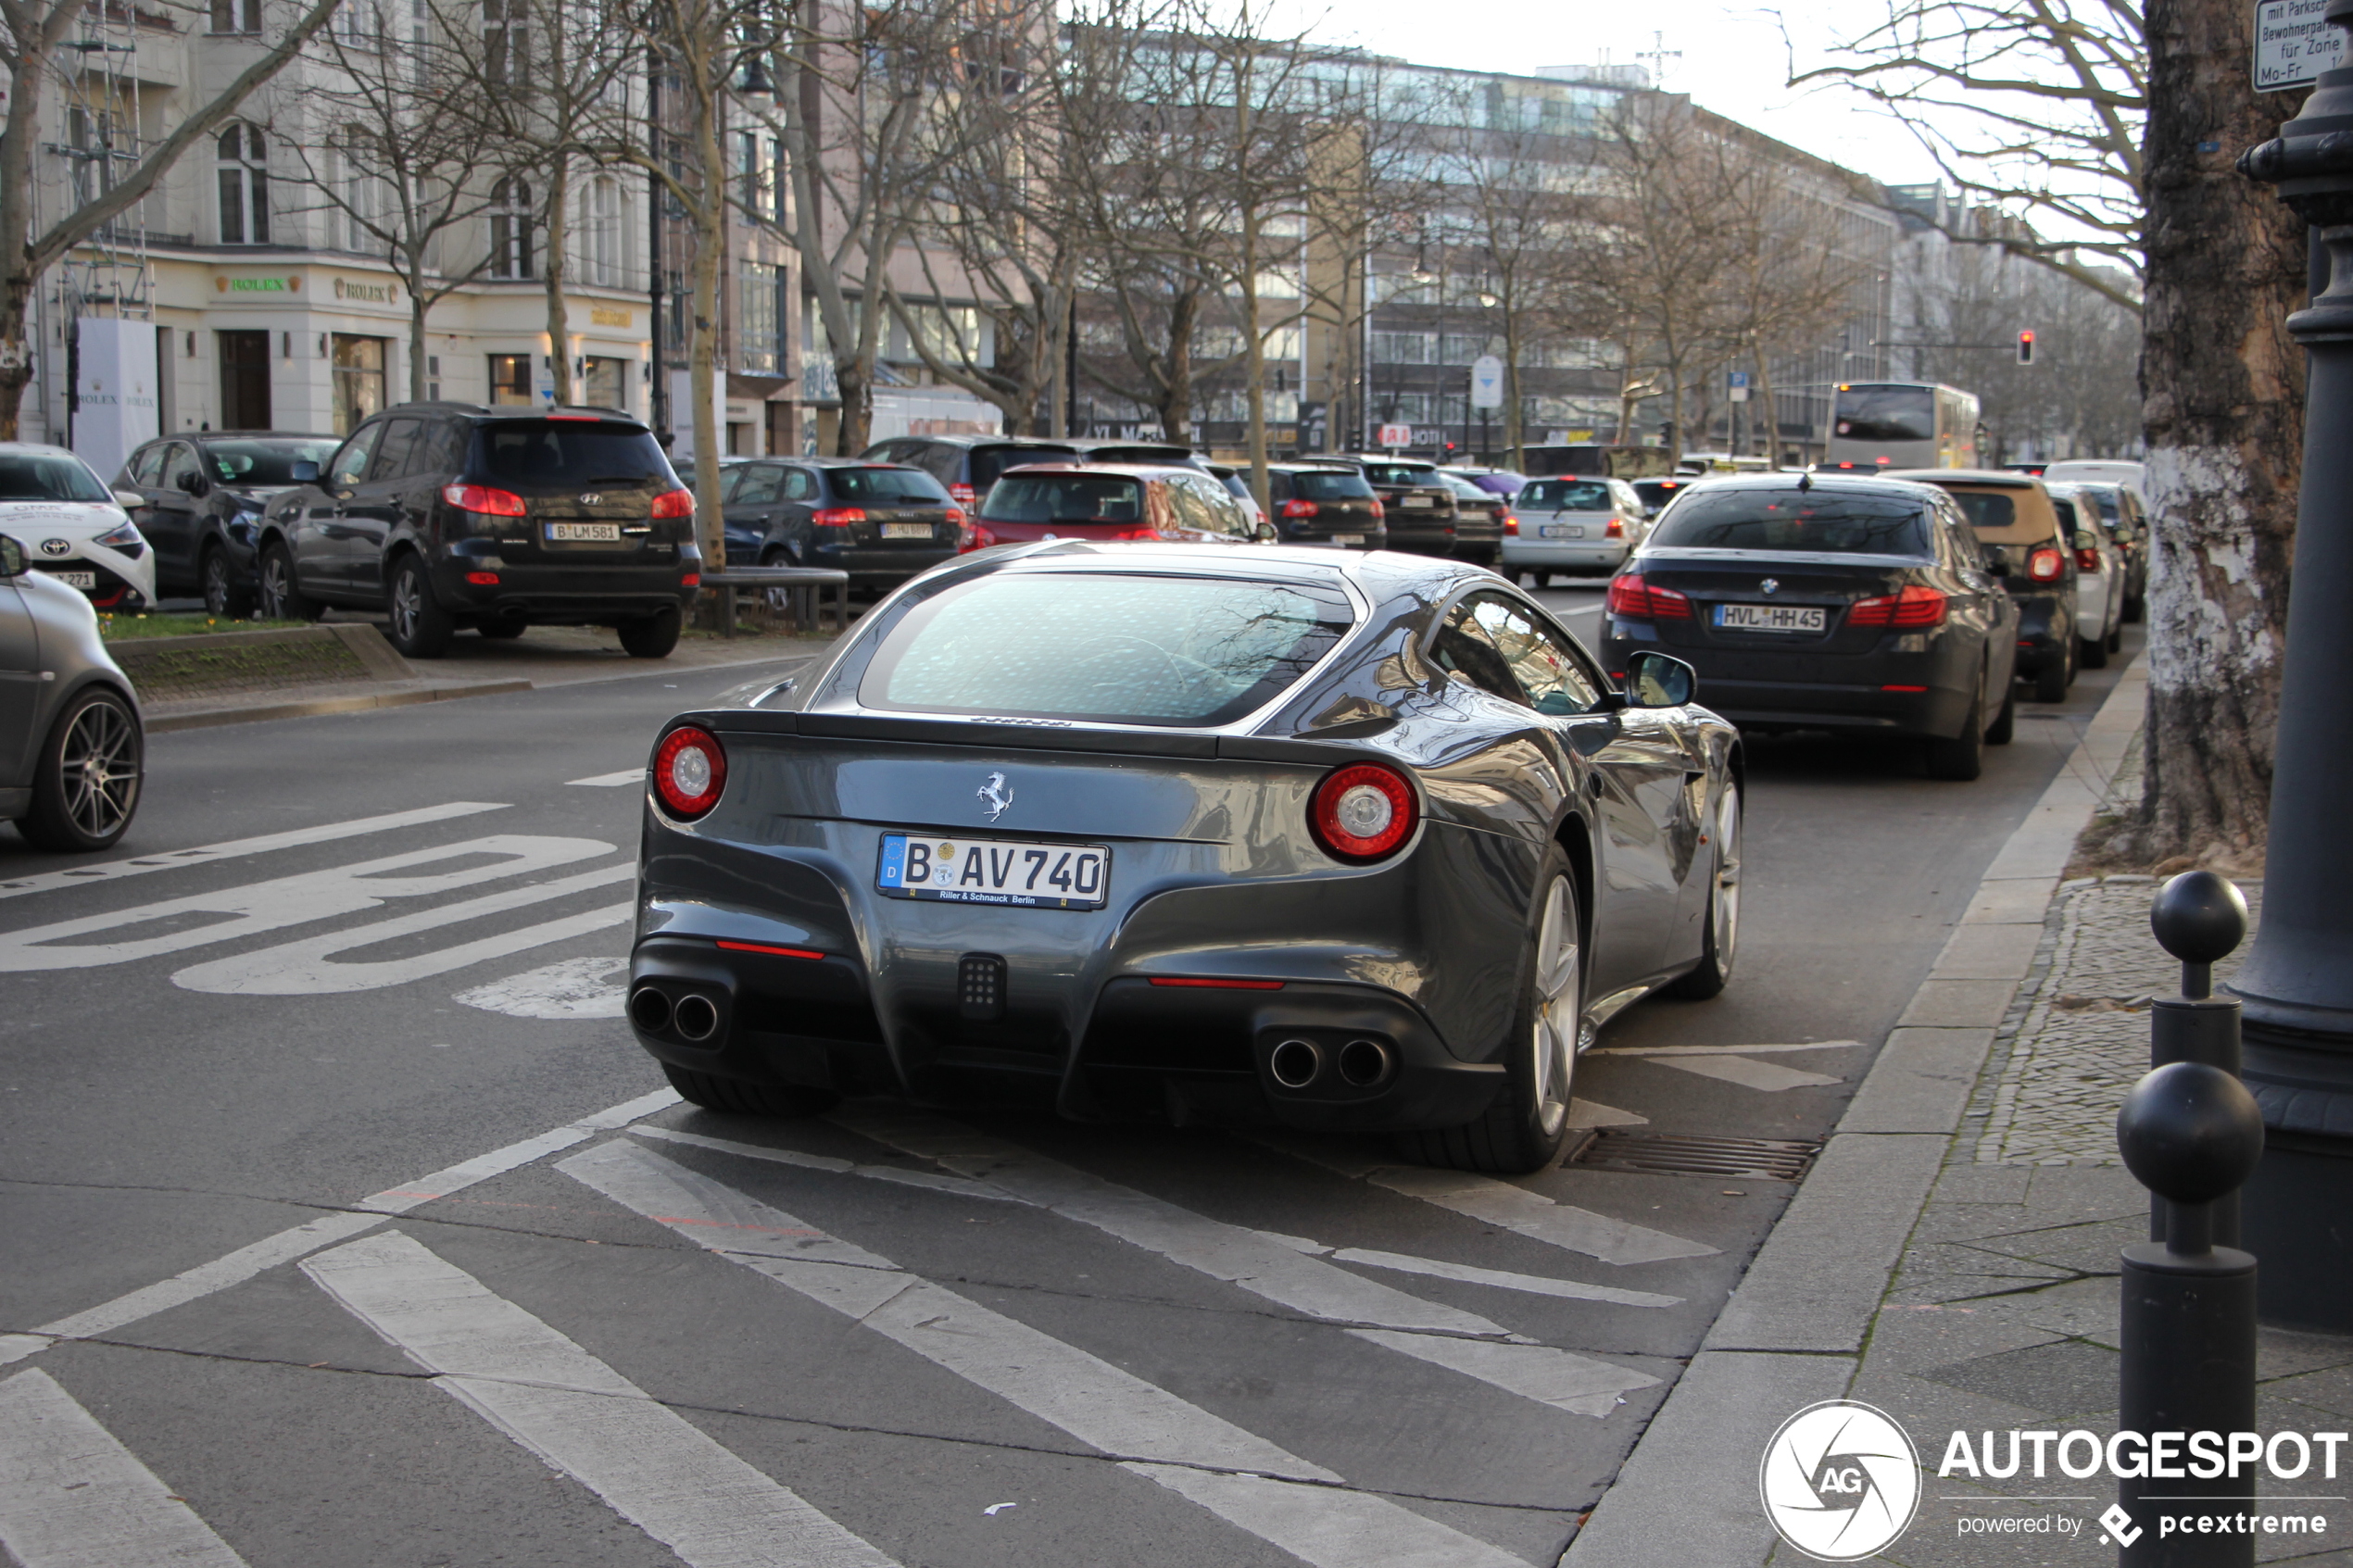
<box><xmin>628</xmin><ymin>543</ymin><xmax>1743</xmax><ymax>1174</ymax></box>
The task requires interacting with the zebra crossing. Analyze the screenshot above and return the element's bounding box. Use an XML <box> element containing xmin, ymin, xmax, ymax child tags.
<box><xmin>1</xmin><ymin>781</ymin><xmax>1837</xmax><ymax>1566</ymax></box>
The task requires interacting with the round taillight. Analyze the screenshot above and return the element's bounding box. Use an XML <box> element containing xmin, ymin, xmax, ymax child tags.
<box><xmin>1310</xmin><ymin>763</ymin><xmax>1417</xmax><ymax>862</ymax></box>
<box><xmin>653</xmin><ymin>725</ymin><xmax>726</xmax><ymax>819</ymax></box>
<box><xmin>2028</xmin><ymin>546</ymin><xmax>2067</xmax><ymax>583</ymax></box>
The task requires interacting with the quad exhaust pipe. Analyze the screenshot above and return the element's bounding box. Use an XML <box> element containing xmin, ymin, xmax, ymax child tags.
<box><xmin>1270</xmin><ymin>1038</ymin><xmax>1322</xmax><ymax>1088</ymax></box>
<box><xmin>1269</xmin><ymin>1037</ymin><xmax>1392</xmax><ymax>1091</ymax></box>
<box><xmin>1337</xmin><ymin>1038</ymin><xmax>1391</xmax><ymax>1087</ymax></box>
<box><xmin>628</xmin><ymin>985</ymin><xmax>673</xmax><ymax>1034</ymax></box>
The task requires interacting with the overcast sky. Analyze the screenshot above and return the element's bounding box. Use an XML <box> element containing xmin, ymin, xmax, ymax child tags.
<box><xmin>1266</xmin><ymin>0</ymin><xmax>1945</xmax><ymax>187</ymax></box>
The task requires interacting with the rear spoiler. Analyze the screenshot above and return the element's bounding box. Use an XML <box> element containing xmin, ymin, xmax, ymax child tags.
<box><xmin>691</xmin><ymin>708</ymin><xmax>1374</xmax><ymax>765</ymax></box>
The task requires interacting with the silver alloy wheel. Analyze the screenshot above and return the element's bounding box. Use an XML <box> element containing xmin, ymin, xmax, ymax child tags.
<box><xmin>1712</xmin><ymin>784</ymin><xmax>1743</xmax><ymax>975</ymax></box>
<box><xmin>1531</xmin><ymin>875</ymin><xmax>1580</xmax><ymax>1136</ymax></box>
<box><xmin>390</xmin><ymin>566</ymin><xmax>422</xmax><ymax>643</ymax></box>
<box><xmin>59</xmin><ymin>698</ymin><xmax>138</xmax><ymax>839</ymax></box>
<box><xmin>259</xmin><ymin>552</ymin><xmax>291</xmax><ymax>617</ymax></box>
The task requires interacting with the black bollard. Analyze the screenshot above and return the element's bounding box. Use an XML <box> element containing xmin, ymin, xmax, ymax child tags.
<box><xmin>2147</xmin><ymin>873</ymin><xmax>2251</xmax><ymax>1245</ymax></box>
<box><xmin>2115</xmin><ymin>1059</ymin><xmax>2265</xmax><ymax>1564</ymax></box>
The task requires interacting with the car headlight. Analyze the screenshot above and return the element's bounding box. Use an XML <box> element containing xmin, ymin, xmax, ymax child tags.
<box><xmin>93</xmin><ymin>521</ymin><xmax>145</xmax><ymax>550</ymax></box>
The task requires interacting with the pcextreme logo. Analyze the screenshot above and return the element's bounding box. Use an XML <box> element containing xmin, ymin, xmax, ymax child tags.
<box><xmin>1760</xmin><ymin>1400</ymin><xmax>1923</xmax><ymax>1562</ymax></box>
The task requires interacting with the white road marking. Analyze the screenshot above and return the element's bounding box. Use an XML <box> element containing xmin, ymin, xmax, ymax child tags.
<box><xmin>1260</xmin><ymin>1139</ymin><xmax>1718</xmax><ymax>1266</ymax></box>
<box><xmin>1345</xmin><ymin>1330</ymin><xmax>1660</xmax><ymax>1418</ymax></box>
<box><xmin>305</xmin><ymin>1231</ymin><xmax>900</xmax><ymax>1568</ymax></box>
<box><xmin>4</xmin><ymin>1088</ymin><xmax>681</xmax><ymax>1366</ymax></box>
<box><xmin>453</xmin><ymin>956</ymin><xmax>628</xmax><ymax>1019</ymax></box>
<box><xmin>627</xmin><ymin>1123</ymin><xmax>1027</xmax><ymax>1203</ymax></box>
<box><xmin>1124</xmin><ymin>1464</ymin><xmax>1530</xmax><ymax>1568</ymax></box>
<box><xmin>0</xmin><ymin>1369</ymin><xmax>250</xmax><ymax>1568</ymax></box>
<box><xmin>1642</xmin><ymin>1055</ymin><xmax>1843</xmax><ymax>1092</ymax></box>
<box><xmin>172</xmin><ymin>874</ymin><xmax>633</xmax><ymax>995</ymax></box>
<box><xmin>0</xmin><ymin>834</ymin><xmax>613</xmax><ymax>972</ymax></box>
<box><xmin>829</xmin><ymin>1106</ymin><xmax>1516</xmax><ymax>1337</ymax></box>
<box><xmin>566</xmin><ymin>769</ymin><xmax>645</xmax><ymax>787</ymax></box>
<box><xmin>1567</xmin><ymin>1098</ymin><xmax>1648</xmax><ymax>1128</ymax></box>
<box><xmin>1319</xmin><ymin>1247</ymin><xmax>1680</xmax><ymax>1310</ymax></box>
<box><xmin>1365</xmin><ymin>1167</ymin><xmax>1718</xmax><ymax>1265</ymax></box>
<box><xmin>0</xmin><ymin>801</ymin><xmax>507</xmax><ymax>901</ymax></box>
<box><xmin>559</xmin><ymin>1140</ymin><xmax>1329</xmax><ymax>1480</ymax></box>
<box><xmin>1588</xmin><ymin>1041</ymin><xmax>1860</xmax><ymax>1057</ymax></box>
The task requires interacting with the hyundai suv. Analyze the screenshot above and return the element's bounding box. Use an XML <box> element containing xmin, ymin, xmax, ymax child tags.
<box><xmin>256</xmin><ymin>403</ymin><xmax>698</xmax><ymax>659</ymax></box>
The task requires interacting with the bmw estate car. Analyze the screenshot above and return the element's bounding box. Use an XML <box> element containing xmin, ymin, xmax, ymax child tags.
<box><xmin>627</xmin><ymin>543</ymin><xmax>1742</xmax><ymax>1173</ymax></box>
<box><xmin>0</xmin><ymin>445</ymin><xmax>157</xmax><ymax>610</ymax></box>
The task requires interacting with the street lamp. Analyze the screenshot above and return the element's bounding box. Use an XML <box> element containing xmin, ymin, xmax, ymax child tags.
<box><xmin>2233</xmin><ymin>0</ymin><xmax>2353</xmax><ymax>1331</ymax></box>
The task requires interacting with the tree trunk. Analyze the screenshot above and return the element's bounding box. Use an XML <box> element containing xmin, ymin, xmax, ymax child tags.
<box><xmin>1502</xmin><ymin>305</ymin><xmax>1523</xmax><ymax>472</ymax></box>
<box><xmin>1241</xmin><ymin>212</ymin><xmax>1269</xmax><ymax>515</ymax></box>
<box><xmin>835</xmin><ymin>358</ymin><xmax>870</xmax><ymax>456</ymax></box>
<box><xmin>545</xmin><ymin>157</ymin><xmax>573</xmax><ymax>407</ymax></box>
<box><xmin>1158</xmin><ymin>288</ymin><xmax>1197</xmax><ymax>445</ymax></box>
<box><xmin>686</xmin><ymin>76</ymin><xmax>728</xmax><ymax>573</ymax></box>
<box><xmin>409</xmin><ymin>279</ymin><xmax>431</xmax><ymax>404</ymax></box>
<box><xmin>1754</xmin><ymin>354</ymin><xmax>1778</xmax><ymax>464</ymax></box>
<box><xmin>2099</xmin><ymin>0</ymin><xmax>2307</xmax><ymax>870</ymax></box>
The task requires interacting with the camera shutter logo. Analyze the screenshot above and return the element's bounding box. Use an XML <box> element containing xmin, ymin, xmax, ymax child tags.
<box><xmin>1759</xmin><ymin>1399</ymin><xmax>1921</xmax><ymax>1561</ymax></box>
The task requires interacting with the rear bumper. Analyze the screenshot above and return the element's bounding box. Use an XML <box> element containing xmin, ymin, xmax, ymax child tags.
<box><xmin>434</xmin><ymin>559</ymin><xmax>697</xmax><ymax>621</ymax></box>
<box><xmin>1501</xmin><ymin>538</ymin><xmax>1629</xmax><ymax>571</ymax></box>
<box><xmin>1600</xmin><ymin>628</ymin><xmax>1975</xmax><ymax>737</ymax></box>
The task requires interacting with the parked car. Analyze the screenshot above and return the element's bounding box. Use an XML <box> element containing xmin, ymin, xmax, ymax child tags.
<box><xmin>0</xmin><ymin>445</ymin><xmax>156</xmax><ymax>612</ymax></box>
<box><xmin>1441</xmin><ymin>465</ymin><xmax>1529</xmax><ymax>498</ymax></box>
<box><xmin>2041</xmin><ymin>458</ymin><xmax>2143</xmax><ymax>488</ymax></box>
<box><xmin>963</xmin><ymin>464</ymin><xmax>1272</xmax><ymax>549</ymax></box>
<box><xmin>1204</xmin><ymin>464</ymin><xmax>1271</xmax><ymax>533</ymax></box>
<box><xmin>1599</xmin><ymin>473</ymin><xmax>2020</xmax><ymax>779</ymax></box>
<box><xmin>626</xmin><ymin>542</ymin><xmax>1741</xmax><ymax>1174</ymax></box>
<box><xmin>1442</xmin><ymin>473</ymin><xmax>1515</xmax><ymax>559</ymax></box>
<box><xmin>2070</xmin><ymin>481</ymin><xmax>2148</xmax><ymax>621</ymax></box>
<box><xmin>860</xmin><ymin>435</ymin><xmax>1079</xmax><ymax>510</ymax></box>
<box><xmin>255</xmin><ymin>402</ymin><xmax>699</xmax><ymax>659</ymax></box>
<box><xmin>0</xmin><ymin>533</ymin><xmax>143</xmax><ymax>850</ymax></box>
<box><xmin>713</xmin><ymin>458</ymin><xmax>964</xmax><ymax>589</ymax></box>
<box><xmin>1505</xmin><ymin>477</ymin><xmax>1646</xmax><ymax>584</ymax></box>
<box><xmin>1262</xmin><ymin>464</ymin><xmax>1386</xmax><ymax>549</ymax></box>
<box><xmin>2045</xmin><ymin>483</ymin><xmax>2127</xmax><ymax>668</ymax></box>
<box><xmin>1312</xmin><ymin>456</ymin><xmax>1487</xmax><ymax>561</ymax></box>
<box><xmin>1070</xmin><ymin>440</ymin><xmax>1211</xmax><ymax>471</ymax></box>
<box><xmin>116</xmin><ymin>433</ymin><xmax>339</xmax><ymax>618</ymax></box>
<box><xmin>1886</xmin><ymin>470</ymin><xmax>2081</xmax><ymax>702</ymax></box>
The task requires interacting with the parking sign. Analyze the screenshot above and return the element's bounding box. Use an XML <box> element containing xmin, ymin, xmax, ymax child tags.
<box><xmin>2257</xmin><ymin>0</ymin><xmax>2347</xmax><ymax>90</ymax></box>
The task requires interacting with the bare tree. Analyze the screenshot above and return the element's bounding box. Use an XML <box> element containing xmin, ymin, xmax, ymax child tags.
<box><xmin>0</xmin><ymin>0</ymin><xmax>344</xmax><ymax>435</ymax></box>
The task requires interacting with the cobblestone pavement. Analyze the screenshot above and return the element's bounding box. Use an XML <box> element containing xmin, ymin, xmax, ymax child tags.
<box><xmin>1970</xmin><ymin>875</ymin><xmax>2264</xmax><ymax>1166</ymax></box>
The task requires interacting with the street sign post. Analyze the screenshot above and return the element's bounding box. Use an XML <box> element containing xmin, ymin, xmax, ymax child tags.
<box><xmin>1469</xmin><ymin>355</ymin><xmax>1504</xmax><ymax>409</ymax></box>
<box><xmin>1728</xmin><ymin>370</ymin><xmax>1750</xmax><ymax>404</ymax></box>
<box><xmin>2257</xmin><ymin>0</ymin><xmax>2346</xmax><ymax>92</ymax></box>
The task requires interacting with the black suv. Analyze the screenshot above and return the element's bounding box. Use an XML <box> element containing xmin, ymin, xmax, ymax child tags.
<box><xmin>717</xmin><ymin>458</ymin><xmax>963</xmax><ymax>588</ymax></box>
<box><xmin>860</xmin><ymin>435</ymin><xmax>1079</xmax><ymax>510</ymax></box>
<box><xmin>256</xmin><ymin>403</ymin><xmax>698</xmax><ymax>659</ymax></box>
<box><xmin>1311</xmin><ymin>456</ymin><xmax>1491</xmax><ymax>562</ymax></box>
<box><xmin>115</xmin><ymin>432</ymin><xmax>340</xmax><ymax>618</ymax></box>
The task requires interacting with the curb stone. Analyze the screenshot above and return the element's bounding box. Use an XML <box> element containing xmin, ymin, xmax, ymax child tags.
<box><xmin>1563</xmin><ymin>658</ymin><xmax>2148</xmax><ymax>1567</ymax></box>
<box><xmin>147</xmin><ymin>679</ymin><xmax>535</xmax><ymax>733</ymax></box>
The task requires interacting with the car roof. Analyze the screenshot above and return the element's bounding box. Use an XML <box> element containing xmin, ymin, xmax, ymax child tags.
<box><xmin>1686</xmin><ymin>470</ymin><xmax>1947</xmax><ymax>499</ymax></box>
<box><xmin>1881</xmin><ymin>468</ymin><xmax>2042</xmax><ymax>489</ymax></box>
<box><xmin>985</xmin><ymin>462</ymin><xmax>1204</xmax><ymax>480</ymax></box>
<box><xmin>170</xmin><ymin>431</ymin><xmax>336</xmax><ymax>443</ymax></box>
<box><xmin>893</xmin><ymin>434</ymin><xmax>1074</xmax><ymax>450</ymax></box>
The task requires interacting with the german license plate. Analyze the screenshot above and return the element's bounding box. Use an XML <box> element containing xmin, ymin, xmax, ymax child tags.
<box><xmin>880</xmin><ymin>522</ymin><xmax>932</xmax><ymax>539</ymax></box>
<box><xmin>1539</xmin><ymin>524</ymin><xmax>1583</xmax><ymax>539</ymax></box>
<box><xmin>878</xmin><ymin>834</ymin><xmax>1109</xmax><ymax>909</ymax></box>
<box><xmin>1718</xmin><ymin>603</ymin><xmax>1825</xmax><ymax>633</ymax></box>
<box><xmin>1330</xmin><ymin>533</ymin><xmax>1364</xmax><ymax>545</ymax></box>
<box><xmin>1400</xmin><ymin>495</ymin><xmax>1430</xmax><ymax>507</ymax></box>
<box><xmin>547</xmin><ymin>522</ymin><xmax>621</xmax><ymax>542</ymax></box>
<box><xmin>38</xmin><ymin>570</ymin><xmax>95</xmax><ymax>589</ymax></box>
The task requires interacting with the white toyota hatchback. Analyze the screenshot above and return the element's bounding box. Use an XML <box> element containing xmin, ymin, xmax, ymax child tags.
<box><xmin>0</xmin><ymin>445</ymin><xmax>155</xmax><ymax>610</ymax></box>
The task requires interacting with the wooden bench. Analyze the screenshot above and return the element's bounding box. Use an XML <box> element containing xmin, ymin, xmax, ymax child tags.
<box><xmin>703</xmin><ymin>567</ymin><xmax>851</xmax><ymax>637</ymax></box>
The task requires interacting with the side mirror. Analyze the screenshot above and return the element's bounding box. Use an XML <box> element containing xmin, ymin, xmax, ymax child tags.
<box><xmin>0</xmin><ymin>534</ymin><xmax>22</xmax><ymax>577</ymax></box>
<box><xmin>1626</xmin><ymin>649</ymin><xmax>1696</xmax><ymax>709</ymax></box>
<box><xmin>1255</xmin><ymin>522</ymin><xmax>1277</xmax><ymax>543</ymax></box>
<box><xmin>289</xmin><ymin>459</ymin><xmax>321</xmax><ymax>483</ymax></box>
<box><xmin>175</xmin><ymin>470</ymin><xmax>208</xmax><ymax>496</ymax></box>
<box><xmin>2073</xmin><ymin>530</ymin><xmax>2099</xmax><ymax>552</ymax></box>
<box><xmin>112</xmin><ymin>488</ymin><xmax>145</xmax><ymax>509</ymax></box>
<box><xmin>1982</xmin><ymin>545</ymin><xmax>2012</xmax><ymax>575</ymax></box>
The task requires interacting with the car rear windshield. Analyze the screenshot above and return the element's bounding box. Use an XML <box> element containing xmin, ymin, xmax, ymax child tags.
<box><xmin>1086</xmin><ymin>445</ymin><xmax>1194</xmax><ymax>465</ymax></box>
<box><xmin>1942</xmin><ymin>487</ymin><xmax>2059</xmax><ymax>545</ymax></box>
<box><xmin>828</xmin><ymin>466</ymin><xmax>950</xmax><ymax>504</ymax></box>
<box><xmin>1521</xmin><ymin>480</ymin><xmax>1613</xmax><ymax>511</ymax></box>
<box><xmin>981</xmin><ymin>474</ymin><xmax>1145</xmax><ymax>524</ymax></box>
<box><xmin>205</xmin><ymin>439</ymin><xmax>340</xmax><ymax>486</ymax></box>
<box><xmin>1646</xmin><ymin>488</ymin><xmax>1931</xmax><ymax>555</ymax></box>
<box><xmin>1290</xmin><ymin>470</ymin><xmax>1374</xmax><ymax>500</ymax></box>
<box><xmin>864</xmin><ymin>571</ymin><xmax>1354</xmax><ymax>727</ymax></box>
<box><xmin>1357</xmin><ymin>463</ymin><xmax>1439</xmax><ymax>487</ymax></box>
<box><xmin>0</xmin><ymin>453</ymin><xmax>108</xmax><ymax>502</ymax></box>
<box><xmin>971</xmin><ymin>444</ymin><xmax>1077</xmax><ymax>488</ymax></box>
<box><xmin>472</xmin><ymin>423</ymin><xmax>672</xmax><ymax>488</ymax></box>
<box><xmin>1215</xmin><ymin>472</ymin><xmax>1254</xmax><ymax>499</ymax></box>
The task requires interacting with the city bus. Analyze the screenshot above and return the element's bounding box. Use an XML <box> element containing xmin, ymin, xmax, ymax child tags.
<box><xmin>1826</xmin><ymin>383</ymin><xmax>1981</xmax><ymax>470</ymax></box>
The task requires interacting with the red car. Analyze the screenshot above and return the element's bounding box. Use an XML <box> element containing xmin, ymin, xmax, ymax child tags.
<box><xmin>962</xmin><ymin>464</ymin><xmax>1273</xmax><ymax>550</ymax></box>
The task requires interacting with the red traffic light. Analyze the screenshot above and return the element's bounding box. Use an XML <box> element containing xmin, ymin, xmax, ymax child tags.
<box><xmin>2017</xmin><ymin>330</ymin><xmax>2037</xmax><ymax>365</ymax></box>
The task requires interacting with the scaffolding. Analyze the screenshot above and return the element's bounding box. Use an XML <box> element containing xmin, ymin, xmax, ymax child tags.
<box><xmin>41</xmin><ymin>0</ymin><xmax>155</xmax><ymax>447</ymax></box>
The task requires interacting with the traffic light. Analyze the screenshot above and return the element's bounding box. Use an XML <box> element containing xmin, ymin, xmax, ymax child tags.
<box><xmin>2017</xmin><ymin>330</ymin><xmax>2036</xmax><ymax>365</ymax></box>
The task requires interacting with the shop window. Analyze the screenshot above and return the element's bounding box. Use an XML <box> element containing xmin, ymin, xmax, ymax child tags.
<box><xmin>584</xmin><ymin>356</ymin><xmax>625</xmax><ymax>411</ymax></box>
<box><xmin>331</xmin><ymin>334</ymin><xmax>387</xmax><ymax>434</ymax></box>
<box><xmin>488</xmin><ymin>354</ymin><xmax>534</xmax><ymax>406</ymax></box>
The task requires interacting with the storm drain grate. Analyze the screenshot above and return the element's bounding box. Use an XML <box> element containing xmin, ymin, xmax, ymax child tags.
<box><xmin>1571</xmin><ymin>1130</ymin><xmax>1821</xmax><ymax>1183</ymax></box>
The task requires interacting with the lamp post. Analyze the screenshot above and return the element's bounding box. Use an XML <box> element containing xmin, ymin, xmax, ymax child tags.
<box><xmin>2233</xmin><ymin>0</ymin><xmax>2353</xmax><ymax>1331</ymax></box>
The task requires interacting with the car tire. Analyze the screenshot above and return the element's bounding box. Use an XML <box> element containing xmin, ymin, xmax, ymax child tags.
<box><xmin>1398</xmin><ymin>847</ymin><xmax>1582</xmax><ymax>1175</ymax></box>
<box><xmin>384</xmin><ymin>556</ymin><xmax>454</xmax><ymax>659</ymax></box>
<box><xmin>2125</xmin><ymin>590</ymin><xmax>2145</xmax><ymax>624</ymax></box>
<box><xmin>16</xmin><ymin>686</ymin><xmax>142</xmax><ymax>853</ymax></box>
<box><xmin>661</xmin><ymin>1062</ymin><xmax>839</xmax><ymax>1119</ymax></box>
<box><xmin>1533</xmin><ymin>571</ymin><xmax>1553</xmax><ymax>588</ymax></box>
<box><xmin>2080</xmin><ymin>632</ymin><xmax>2108</xmax><ymax>671</ymax></box>
<box><xmin>1663</xmin><ymin>781</ymin><xmax>1740</xmax><ymax>1000</ymax></box>
<box><xmin>1926</xmin><ymin>679</ymin><xmax>1986</xmax><ymax>781</ymax></box>
<box><xmin>2108</xmin><ymin>620</ymin><xmax>2123</xmax><ymax>654</ymax></box>
<box><xmin>619</xmin><ymin>605</ymin><xmax>682</xmax><ymax>659</ymax></box>
<box><xmin>477</xmin><ymin>617</ymin><xmax>527</xmax><ymax>640</ymax></box>
<box><xmin>258</xmin><ymin>543</ymin><xmax>323</xmax><ymax>623</ymax></box>
<box><xmin>2033</xmin><ymin>639</ymin><xmax>2070</xmax><ymax>703</ymax></box>
<box><xmin>200</xmin><ymin>546</ymin><xmax>255</xmax><ymax>621</ymax></box>
<box><xmin>1984</xmin><ymin>681</ymin><xmax>2016</xmax><ymax>745</ymax></box>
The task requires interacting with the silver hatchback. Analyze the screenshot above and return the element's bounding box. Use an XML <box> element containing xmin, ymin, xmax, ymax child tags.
<box><xmin>1503</xmin><ymin>476</ymin><xmax>1648</xmax><ymax>583</ymax></box>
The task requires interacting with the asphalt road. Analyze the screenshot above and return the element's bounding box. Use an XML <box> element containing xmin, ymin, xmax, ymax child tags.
<box><xmin>0</xmin><ymin>608</ymin><xmax>2139</xmax><ymax>1568</ymax></box>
